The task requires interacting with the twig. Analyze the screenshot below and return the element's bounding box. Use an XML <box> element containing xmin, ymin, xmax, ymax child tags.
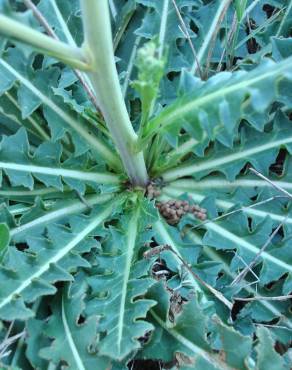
<box><xmin>233</xmin><ymin>252</ymin><xmax>260</xmax><ymax>290</ymax></box>
<box><xmin>229</xmin><ymin>167</ymin><xmax>292</xmax><ymax>286</ymax></box>
<box><xmin>234</xmin><ymin>295</ymin><xmax>292</xmax><ymax>302</ymax></box>
<box><xmin>75</xmin><ymin>190</ymin><xmax>93</xmax><ymax>211</ymax></box>
<box><xmin>23</xmin><ymin>0</ymin><xmax>101</xmax><ymax>115</ymax></box>
<box><xmin>144</xmin><ymin>245</ymin><xmax>233</xmax><ymax>310</ymax></box>
<box><xmin>0</xmin><ymin>322</ymin><xmax>14</xmax><ymax>357</ymax></box>
<box><xmin>190</xmin><ymin>195</ymin><xmax>287</xmax><ymax>230</ymax></box>
<box><xmin>205</xmin><ymin>0</ymin><xmax>232</xmax><ymax>78</ymax></box>
<box><xmin>254</xmin><ymin>323</ymin><xmax>292</xmax><ymax>331</ymax></box>
<box><xmin>171</xmin><ymin>0</ymin><xmax>203</xmax><ymax>79</ymax></box>
<box><xmin>122</xmin><ymin>36</ymin><xmax>141</xmax><ymax>97</ymax></box>
<box><xmin>216</xmin><ymin>11</ymin><xmax>238</xmax><ymax>72</ymax></box>
<box><xmin>0</xmin><ymin>329</ymin><xmax>25</xmax><ymax>359</ymax></box>
<box><xmin>0</xmin><ymin>332</ymin><xmax>25</xmax><ymax>351</ymax></box>
<box><xmin>230</xmin><ymin>215</ymin><xmax>288</xmax><ymax>286</ymax></box>
<box><xmin>249</xmin><ymin>167</ymin><xmax>292</xmax><ymax>200</ymax></box>
<box><xmin>109</xmin><ymin>0</ymin><xmax>118</xmax><ymax>21</ymax></box>
<box><xmin>143</xmin><ymin>245</ymin><xmax>172</xmax><ymax>259</ymax></box>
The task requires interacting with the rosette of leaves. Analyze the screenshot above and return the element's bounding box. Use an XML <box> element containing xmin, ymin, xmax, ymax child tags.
<box><xmin>0</xmin><ymin>1</ymin><xmax>291</xmax><ymax>369</ymax></box>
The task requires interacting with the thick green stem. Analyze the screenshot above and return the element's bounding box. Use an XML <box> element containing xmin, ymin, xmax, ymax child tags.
<box><xmin>80</xmin><ymin>0</ymin><xmax>148</xmax><ymax>186</ymax></box>
<box><xmin>0</xmin><ymin>15</ymin><xmax>89</xmax><ymax>70</ymax></box>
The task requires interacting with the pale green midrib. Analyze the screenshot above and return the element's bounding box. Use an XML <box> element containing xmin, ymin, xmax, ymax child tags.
<box><xmin>109</xmin><ymin>0</ymin><xmax>118</xmax><ymax>19</ymax></box>
<box><xmin>0</xmin><ymin>186</ymin><xmax>69</xmax><ymax>196</ymax></box>
<box><xmin>116</xmin><ymin>209</ymin><xmax>139</xmax><ymax>356</ymax></box>
<box><xmin>166</xmin><ymin>138</ymin><xmax>199</xmax><ymax>161</ymax></box>
<box><xmin>165</xmin><ymin>187</ymin><xmax>292</xmax><ymax>225</ymax></box>
<box><xmin>61</xmin><ymin>295</ymin><xmax>86</xmax><ymax>370</ymax></box>
<box><xmin>207</xmin><ymin>222</ymin><xmax>292</xmax><ymax>271</ymax></box>
<box><xmin>10</xmin><ymin>193</ymin><xmax>113</xmax><ymax>237</ymax></box>
<box><xmin>152</xmin><ymin>57</ymin><xmax>291</xmax><ymax>133</ymax></box>
<box><xmin>0</xmin><ymin>59</ymin><xmax>117</xmax><ymax>165</ymax></box>
<box><xmin>0</xmin><ymin>161</ymin><xmax>119</xmax><ymax>183</ymax></box>
<box><xmin>242</xmin><ymin>0</ymin><xmax>261</xmax><ymax>20</ymax></box>
<box><xmin>169</xmin><ymin>178</ymin><xmax>292</xmax><ymax>191</ymax></box>
<box><xmin>0</xmin><ymin>204</ymin><xmax>113</xmax><ymax>310</ymax></box>
<box><xmin>0</xmin><ymin>94</ymin><xmax>45</xmax><ymax>140</ymax></box>
<box><xmin>163</xmin><ymin>134</ymin><xmax>292</xmax><ymax>181</ymax></box>
<box><xmin>189</xmin><ymin>227</ymin><xmax>291</xmax><ymax>322</ymax></box>
<box><xmin>5</xmin><ymin>91</ymin><xmax>50</xmax><ymax>141</ymax></box>
<box><xmin>9</xmin><ymin>201</ymin><xmax>54</xmax><ymax>216</ymax></box>
<box><xmin>164</xmin><ymin>188</ymin><xmax>292</xmax><ymax>272</ymax></box>
<box><xmin>150</xmin><ymin>309</ymin><xmax>231</xmax><ymax>370</ymax></box>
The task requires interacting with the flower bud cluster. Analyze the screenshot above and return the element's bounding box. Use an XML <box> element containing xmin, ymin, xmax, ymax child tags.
<box><xmin>156</xmin><ymin>200</ymin><xmax>207</xmax><ymax>225</ymax></box>
<box><xmin>146</xmin><ymin>183</ymin><xmax>161</xmax><ymax>199</ymax></box>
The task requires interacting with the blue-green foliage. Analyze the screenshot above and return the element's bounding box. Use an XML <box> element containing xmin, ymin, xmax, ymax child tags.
<box><xmin>0</xmin><ymin>1</ymin><xmax>291</xmax><ymax>369</ymax></box>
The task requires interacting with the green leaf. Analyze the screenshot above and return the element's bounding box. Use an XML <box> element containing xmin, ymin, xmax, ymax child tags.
<box><xmin>154</xmin><ymin>219</ymin><xmax>206</xmax><ymax>299</ymax></box>
<box><xmin>0</xmin><ymin>88</ymin><xmax>50</xmax><ymax>142</ymax></box>
<box><xmin>211</xmin><ymin>317</ymin><xmax>252</xmax><ymax>370</ymax></box>
<box><xmin>85</xmin><ymin>204</ymin><xmax>156</xmax><ymax>360</ymax></box>
<box><xmin>272</xmin><ymin>37</ymin><xmax>292</xmax><ymax>61</ymax></box>
<box><xmin>26</xmin><ymin>316</ymin><xmax>50</xmax><ymax>369</ymax></box>
<box><xmin>255</xmin><ymin>326</ymin><xmax>286</xmax><ymax>370</ymax></box>
<box><xmin>0</xmin><ymin>1</ymin><xmax>291</xmax><ymax>367</ymax></box>
<box><xmin>200</xmin><ymin>244</ymin><xmax>292</xmax><ymax>329</ymax></box>
<box><xmin>39</xmin><ymin>285</ymin><xmax>110</xmax><ymax>370</ymax></box>
<box><xmin>162</xmin><ymin>110</ymin><xmax>292</xmax><ymax>181</ymax></box>
<box><xmin>37</xmin><ymin>0</ymin><xmax>83</xmax><ymax>46</ymax></box>
<box><xmin>143</xmin><ymin>57</ymin><xmax>292</xmax><ymax>149</ymax></box>
<box><xmin>164</xmin><ymin>186</ymin><xmax>292</xmax><ymax>294</ymax></box>
<box><xmin>0</xmin><ymin>222</ymin><xmax>9</xmax><ymax>259</ymax></box>
<box><xmin>0</xmin><ymin>49</ymin><xmax>118</xmax><ymax>165</ymax></box>
<box><xmin>0</xmin><ymin>128</ymin><xmax>119</xmax><ymax>192</ymax></box>
<box><xmin>0</xmin><ymin>201</ymin><xmax>116</xmax><ymax>320</ymax></box>
<box><xmin>135</xmin><ymin>0</ymin><xmax>198</xmax><ymax>71</ymax></box>
<box><xmin>202</xmin><ymin>218</ymin><xmax>292</xmax><ymax>289</ymax></box>
<box><xmin>10</xmin><ymin>193</ymin><xmax>115</xmax><ymax>243</ymax></box>
<box><xmin>144</xmin><ymin>282</ymin><xmax>252</xmax><ymax>370</ymax></box>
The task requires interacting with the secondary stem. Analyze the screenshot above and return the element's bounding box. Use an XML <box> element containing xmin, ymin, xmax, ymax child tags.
<box><xmin>80</xmin><ymin>0</ymin><xmax>148</xmax><ymax>186</ymax></box>
<box><xmin>23</xmin><ymin>0</ymin><xmax>102</xmax><ymax>116</ymax></box>
<box><xmin>0</xmin><ymin>15</ymin><xmax>89</xmax><ymax>71</ymax></box>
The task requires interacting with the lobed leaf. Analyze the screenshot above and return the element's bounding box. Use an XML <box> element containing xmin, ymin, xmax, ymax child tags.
<box><xmin>0</xmin><ymin>128</ymin><xmax>119</xmax><ymax>193</ymax></box>
<box><xmin>0</xmin><ymin>48</ymin><xmax>118</xmax><ymax>166</ymax></box>
<box><xmin>85</xmin><ymin>202</ymin><xmax>157</xmax><ymax>361</ymax></box>
<box><xmin>0</xmin><ymin>201</ymin><xmax>116</xmax><ymax>320</ymax></box>
<box><xmin>143</xmin><ymin>282</ymin><xmax>252</xmax><ymax>370</ymax></box>
<box><xmin>143</xmin><ymin>57</ymin><xmax>292</xmax><ymax>151</ymax></box>
<box><xmin>39</xmin><ymin>285</ymin><xmax>109</xmax><ymax>370</ymax></box>
<box><xmin>162</xmin><ymin>110</ymin><xmax>292</xmax><ymax>181</ymax></box>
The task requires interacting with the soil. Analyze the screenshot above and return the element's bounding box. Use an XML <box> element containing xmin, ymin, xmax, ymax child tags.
<box><xmin>129</xmin><ymin>359</ymin><xmax>162</xmax><ymax>370</ymax></box>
